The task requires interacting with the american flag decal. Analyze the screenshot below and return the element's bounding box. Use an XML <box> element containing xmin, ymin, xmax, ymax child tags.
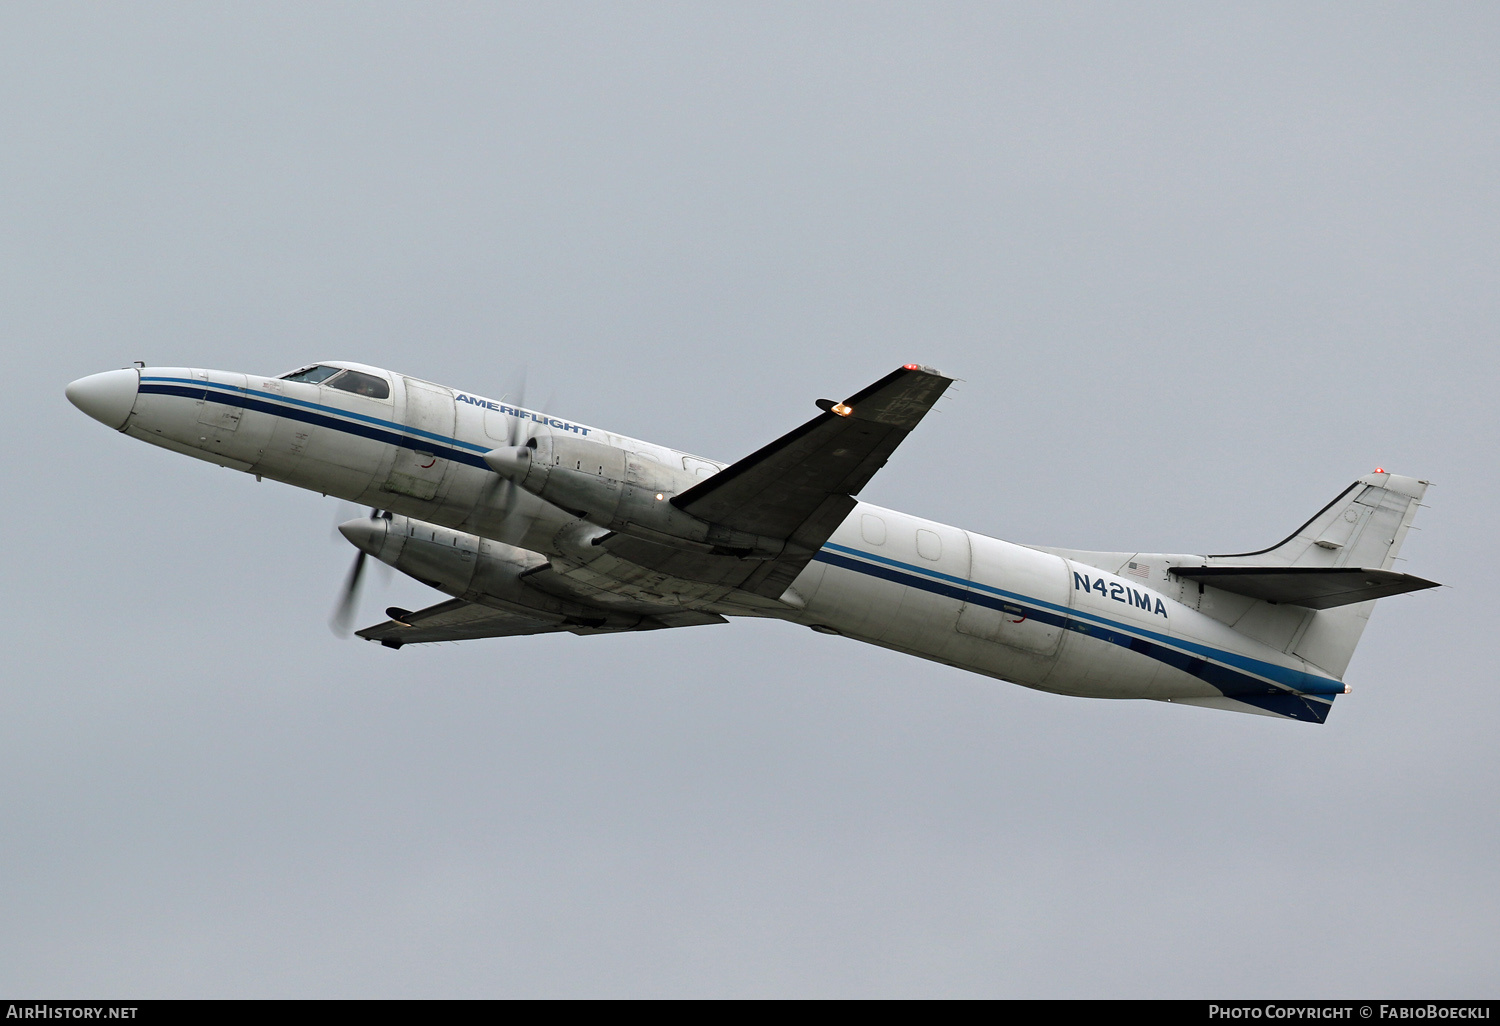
<box><xmin>1126</xmin><ymin>561</ymin><xmax>1151</xmax><ymax>579</ymax></box>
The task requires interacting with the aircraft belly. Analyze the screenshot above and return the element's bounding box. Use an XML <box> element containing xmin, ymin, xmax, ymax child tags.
<box><xmin>547</xmin><ymin>556</ymin><xmax>735</xmax><ymax>611</ymax></box>
<box><xmin>124</xmin><ymin>422</ymin><xmax>255</xmax><ymax>472</ymax></box>
<box><xmin>1040</xmin><ymin>627</ymin><xmax>1179</xmax><ymax>700</ymax></box>
<box><xmin>873</xmin><ymin>583</ymin><xmax>961</xmax><ymax>651</ymax></box>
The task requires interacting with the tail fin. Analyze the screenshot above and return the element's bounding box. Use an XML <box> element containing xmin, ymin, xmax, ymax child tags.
<box><xmin>1210</xmin><ymin>472</ymin><xmax>1430</xmax><ymax>677</ymax></box>
<box><xmin>1209</xmin><ymin>471</ymin><xmax>1428</xmax><ymax>571</ymax></box>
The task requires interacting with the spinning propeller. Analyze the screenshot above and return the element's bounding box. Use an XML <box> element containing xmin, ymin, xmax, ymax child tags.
<box><xmin>330</xmin><ymin>506</ymin><xmax>389</xmax><ymax>636</ymax></box>
<box><xmin>463</xmin><ymin>369</ymin><xmax>546</xmax><ymax>543</ymax></box>
<box><xmin>330</xmin><ymin>369</ymin><xmax>546</xmax><ymax>634</ymax></box>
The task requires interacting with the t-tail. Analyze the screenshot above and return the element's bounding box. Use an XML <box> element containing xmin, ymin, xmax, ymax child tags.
<box><xmin>1187</xmin><ymin>471</ymin><xmax>1435</xmax><ymax>682</ymax></box>
<box><xmin>1047</xmin><ymin>471</ymin><xmax>1438</xmax><ymax>723</ymax></box>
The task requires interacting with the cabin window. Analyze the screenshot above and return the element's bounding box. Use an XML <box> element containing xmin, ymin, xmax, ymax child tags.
<box><xmin>683</xmin><ymin>457</ymin><xmax>719</xmax><ymax>479</ymax></box>
<box><xmin>280</xmin><ymin>365</ymin><xmax>341</xmax><ymax>384</ymax></box>
<box><xmin>861</xmin><ymin>514</ymin><xmax>887</xmax><ymax>546</ymax></box>
<box><xmin>326</xmin><ymin>370</ymin><xmax>391</xmax><ymax>399</ymax></box>
<box><xmin>916</xmin><ymin>529</ymin><xmax>942</xmax><ymax>561</ymax></box>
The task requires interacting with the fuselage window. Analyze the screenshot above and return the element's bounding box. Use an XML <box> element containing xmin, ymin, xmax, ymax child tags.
<box><xmin>916</xmin><ymin>529</ymin><xmax>943</xmax><ymax>561</ymax></box>
<box><xmin>326</xmin><ymin>370</ymin><xmax>391</xmax><ymax>399</ymax></box>
<box><xmin>280</xmin><ymin>365</ymin><xmax>341</xmax><ymax>384</ymax></box>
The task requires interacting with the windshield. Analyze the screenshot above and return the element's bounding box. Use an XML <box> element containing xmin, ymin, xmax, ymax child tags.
<box><xmin>279</xmin><ymin>365</ymin><xmax>340</xmax><ymax>384</ymax></box>
<box><xmin>277</xmin><ymin>366</ymin><xmax>391</xmax><ymax>399</ymax></box>
<box><xmin>326</xmin><ymin>369</ymin><xmax>390</xmax><ymax>399</ymax></box>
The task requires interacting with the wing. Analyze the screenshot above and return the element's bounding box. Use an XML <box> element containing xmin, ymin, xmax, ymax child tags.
<box><xmin>356</xmin><ymin>598</ymin><xmax>566</xmax><ymax>647</ymax></box>
<box><xmin>602</xmin><ymin>364</ymin><xmax>953</xmax><ymax>598</ymax></box>
<box><xmin>357</xmin><ymin>597</ymin><xmax>726</xmax><ymax>648</ymax></box>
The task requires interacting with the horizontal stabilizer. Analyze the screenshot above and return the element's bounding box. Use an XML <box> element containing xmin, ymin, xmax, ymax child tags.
<box><xmin>1168</xmin><ymin>566</ymin><xmax>1440</xmax><ymax>609</ymax></box>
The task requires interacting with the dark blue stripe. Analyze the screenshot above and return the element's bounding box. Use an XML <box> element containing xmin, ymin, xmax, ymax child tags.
<box><xmin>822</xmin><ymin>541</ymin><xmax>1340</xmax><ymax>695</ymax></box>
<box><xmin>812</xmin><ymin>549</ymin><xmax>1335</xmax><ymax>723</ymax></box>
<box><xmin>141</xmin><ymin>376</ymin><xmax>492</xmax><ymax>452</ymax></box>
<box><xmin>142</xmin><ymin>377</ymin><xmax>1334</xmax><ymax>724</ymax></box>
<box><xmin>139</xmin><ymin>383</ymin><xmax>492</xmax><ymax>470</ymax></box>
<box><xmin>1229</xmin><ymin>692</ymin><xmax>1333</xmax><ymax>724</ymax></box>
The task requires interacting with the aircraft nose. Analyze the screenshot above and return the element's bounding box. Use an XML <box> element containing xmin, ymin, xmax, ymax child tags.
<box><xmin>65</xmin><ymin>368</ymin><xmax>139</xmax><ymax>430</ymax></box>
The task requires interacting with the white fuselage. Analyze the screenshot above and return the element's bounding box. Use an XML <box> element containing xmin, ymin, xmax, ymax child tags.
<box><xmin>98</xmin><ymin>363</ymin><xmax>1345</xmax><ymax>717</ymax></box>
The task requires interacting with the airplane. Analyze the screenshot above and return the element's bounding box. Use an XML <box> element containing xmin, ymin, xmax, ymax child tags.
<box><xmin>65</xmin><ymin>360</ymin><xmax>1439</xmax><ymax>724</ymax></box>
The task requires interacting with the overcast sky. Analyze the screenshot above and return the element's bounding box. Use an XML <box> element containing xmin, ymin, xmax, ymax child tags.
<box><xmin>2</xmin><ymin>2</ymin><xmax>1496</xmax><ymax>998</ymax></box>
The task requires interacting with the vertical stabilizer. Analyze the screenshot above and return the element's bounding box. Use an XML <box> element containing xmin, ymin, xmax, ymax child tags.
<box><xmin>1210</xmin><ymin>472</ymin><xmax>1429</xmax><ymax>677</ymax></box>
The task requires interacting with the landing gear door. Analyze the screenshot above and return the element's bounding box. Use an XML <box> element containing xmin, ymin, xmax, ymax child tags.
<box><xmin>382</xmin><ymin>377</ymin><xmax>456</xmax><ymax>501</ymax></box>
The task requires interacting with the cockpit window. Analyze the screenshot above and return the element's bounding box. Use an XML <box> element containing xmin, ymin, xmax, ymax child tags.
<box><xmin>280</xmin><ymin>365</ymin><xmax>341</xmax><ymax>384</ymax></box>
<box><xmin>326</xmin><ymin>369</ymin><xmax>391</xmax><ymax>399</ymax></box>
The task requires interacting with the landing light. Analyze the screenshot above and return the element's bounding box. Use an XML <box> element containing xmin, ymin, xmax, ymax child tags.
<box><xmin>655</xmin><ymin>492</ymin><xmax>665</xmax><ymax>500</ymax></box>
<box><xmin>831</xmin><ymin>403</ymin><xmax>853</xmax><ymax>417</ymax></box>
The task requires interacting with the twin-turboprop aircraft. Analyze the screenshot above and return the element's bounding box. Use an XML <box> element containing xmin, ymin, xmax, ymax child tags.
<box><xmin>66</xmin><ymin>360</ymin><xmax>1438</xmax><ymax>723</ymax></box>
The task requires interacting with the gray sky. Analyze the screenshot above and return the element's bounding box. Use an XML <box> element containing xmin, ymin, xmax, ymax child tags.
<box><xmin>2</xmin><ymin>2</ymin><xmax>1496</xmax><ymax>997</ymax></box>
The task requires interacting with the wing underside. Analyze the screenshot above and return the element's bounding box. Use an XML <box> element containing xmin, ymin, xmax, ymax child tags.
<box><xmin>605</xmin><ymin>365</ymin><xmax>953</xmax><ymax>599</ymax></box>
<box><xmin>356</xmin><ymin>598</ymin><xmax>565</xmax><ymax>646</ymax></box>
<box><xmin>357</xmin><ymin>597</ymin><xmax>726</xmax><ymax>648</ymax></box>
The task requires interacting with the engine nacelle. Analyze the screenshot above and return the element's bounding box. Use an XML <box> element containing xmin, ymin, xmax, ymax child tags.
<box><xmin>485</xmin><ymin>434</ymin><xmax>781</xmax><ymax>557</ymax></box>
<box><xmin>338</xmin><ymin>513</ymin><xmax>624</xmax><ymax>625</ymax></box>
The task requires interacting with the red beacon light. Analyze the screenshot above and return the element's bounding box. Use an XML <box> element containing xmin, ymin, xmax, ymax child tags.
<box><xmin>1374</xmin><ymin>467</ymin><xmax>1386</xmax><ymax>474</ymax></box>
<box><xmin>903</xmin><ymin>363</ymin><xmax>920</xmax><ymax>371</ymax></box>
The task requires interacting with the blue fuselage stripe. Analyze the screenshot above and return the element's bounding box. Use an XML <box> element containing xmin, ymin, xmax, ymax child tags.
<box><xmin>139</xmin><ymin>381</ymin><xmax>493</xmax><ymax>470</ymax></box>
<box><xmin>819</xmin><ymin>541</ymin><xmax>1339</xmax><ymax>696</ymax></box>
<box><xmin>811</xmin><ymin>547</ymin><xmax>1338</xmax><ymax>722</ymax></box>
<box><xmin>141</xmin><ymin>377</ymin><xmax>494</xmax><ymax>452</ymax></box>
<box><xmin>145</xmin><ymin>376</ymin><xmax>1334</xmax><ymax>722</ymax></box>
